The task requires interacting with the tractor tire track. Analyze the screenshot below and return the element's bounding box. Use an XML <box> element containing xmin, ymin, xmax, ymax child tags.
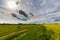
<box><xmin>12</xmin><ymin>26</ymin><xmax>36</xmax><ymax>40</ymax></box>
<box><xmin>0</xmin><ymin>30</ymin><xmax>27</xmax><ymax>40</ymax></box>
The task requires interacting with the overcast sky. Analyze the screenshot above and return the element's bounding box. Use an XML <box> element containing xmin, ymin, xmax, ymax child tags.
<box><xmin>0</xmin><ymin>0</ymin><xmax>60</xmax><ymax>24</ymax></box>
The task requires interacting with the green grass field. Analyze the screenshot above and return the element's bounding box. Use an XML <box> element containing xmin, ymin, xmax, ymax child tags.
<box><xmin>0</xmin><ymin>24</ymin><xmax>60</xmax><ymax>40</ymax></box>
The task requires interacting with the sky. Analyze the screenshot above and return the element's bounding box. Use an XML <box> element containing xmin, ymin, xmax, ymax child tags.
<box><xmin>0</xmin><ymin>0</ymin><xmax>60</xmax><ymax>24</ymax></box>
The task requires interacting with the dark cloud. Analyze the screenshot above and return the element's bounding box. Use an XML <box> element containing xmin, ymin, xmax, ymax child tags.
<box><xmin>54</xmin><ymin>19</ymin><xmax>60</xmax><ymax>21</ymax></box>
<box><xmin>11</xmin><ymin>13</ymin><xmax>27</xmax><ymax>21</ymax></box>
<box><xmin>29</xmin><ymin>13</ymin><xmax>34</xmax><ymax>16</ymax></box>
<box><xmin>19</xmin><ymin>10</ymin><xmax>28</xmax><ymax>18</ymax></box>
<box><xmin>52</xmin><ymin>17</ymin><xmax>60</xmax><ymax>22</ymax></box>
<box><xmin>11</xmin><ymin>13</ymin><xmax>17</xmax><ymax>17</ymax></box>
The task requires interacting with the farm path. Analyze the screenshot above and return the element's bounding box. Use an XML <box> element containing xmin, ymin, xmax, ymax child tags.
<box><xmin>0</xmin><ymin>30</ymin><xmax>27</xmax><ymax>40</ymax></box>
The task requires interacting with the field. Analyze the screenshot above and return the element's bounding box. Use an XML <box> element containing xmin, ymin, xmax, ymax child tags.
<box><xmin>0</xmin><ymin>24</ymin><xmax>60</xmax><ymax>40</ymax></box>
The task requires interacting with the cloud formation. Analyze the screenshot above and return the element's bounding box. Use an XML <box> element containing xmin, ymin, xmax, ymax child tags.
<box><xmin>0</xmin><ymin>0</ymin><xmax>60</xmax><ymax>24</ymax></box>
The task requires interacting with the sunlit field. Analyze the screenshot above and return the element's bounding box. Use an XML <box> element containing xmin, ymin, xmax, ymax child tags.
<box><xmin>0</xmin><ymin>24</ymin><xmax>60</xmax><ymax>40</ymax></box>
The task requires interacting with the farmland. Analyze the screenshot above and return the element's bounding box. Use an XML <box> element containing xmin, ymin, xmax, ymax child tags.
<box><xmin>0</xmin><ymin>24</ymin><xmax>60</xmax><ymax>40</ymax></box>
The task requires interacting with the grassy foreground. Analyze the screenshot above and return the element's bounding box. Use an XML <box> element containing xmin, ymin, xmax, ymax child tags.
<box><xmin>0</xmin><ymin>24</ymin><xmax>60</xmax><ymax>40</ymax></box>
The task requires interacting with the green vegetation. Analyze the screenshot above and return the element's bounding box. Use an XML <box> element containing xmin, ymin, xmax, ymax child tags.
<box><xmin>0</xmin><ymin>24</ymin><xmax>59</xmax><ymax>40</ymax></box>
<box><xmin>0</xmin><ymin>24</ymin><xmax>35</xmax><ymax>37</ymax></box>
<box><xmin>15</xmin><ymin>25</ymin><xmax>55</xmax><ymax>40</ymax></box>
